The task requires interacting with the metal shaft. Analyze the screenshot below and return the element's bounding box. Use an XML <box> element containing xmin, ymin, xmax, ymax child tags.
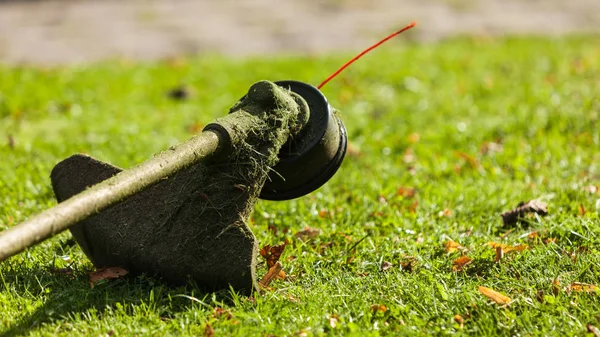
<box><xmin>0</xmin><ymin>130</ymin><xmax>222</xmax><ymax>262</ymax></box>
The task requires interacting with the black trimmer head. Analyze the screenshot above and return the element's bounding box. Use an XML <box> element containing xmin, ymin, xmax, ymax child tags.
<box><xmin>45</xmin><ymin>80</ymin><xmax>348</xmax><ymax>293</ymax></box>
<box><xmin>261</xmin><ymin>81</ymin><xmax>347</xmax><ymax>200</ymax></box>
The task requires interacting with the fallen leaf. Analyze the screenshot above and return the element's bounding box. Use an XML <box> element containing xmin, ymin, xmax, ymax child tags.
<box><xmin>275</xmin><ymin>269</ymin><xmax>287</xmax><ymax>280</ymax></box>
<box><xmin>319</xmin><ymin>209</ymin><xmax>334</xmax><ymax>218</ymax></box>
<box><xmin>478</xmin><ymin>286</ymin><xmax>511</xmax><ymax>304</ymax></box>
<box><xmin>396</xmin><ymin>186</ymin><xmax>416</xmax><ymax>198</ymax></box>
<box><xmin>500</xmin><ymin>199</ymin><xmax>548</xmax><ymax>226</ymax></box>
<box><xmin>455</xmin><ymin>151</ymin><xmax>479</xmax><ymax>168</ymax></box>
<box><xmin>536</xmin><ymin>290</ymin><xmax>544</xmax><ymax>303</ymax></box>
<box><xmin>381</xmin><ymin>261</ymin><xmax>393</xmax><ymax>272</ymax></box>
<box><xmin>260</xmin><ymin>242</ymin><xmax>287</xmax><ymax>268</ymax></box>
<box><xmin>452</xmin><ymin>256</ymin><xmax>472</xmax><ymax>271</ymax></box>
<box><xmin>371</xmin><ymin>304</ymin><xmax>387</xmax><ymax>313</ymax></box>
<box><xmin>504</xmin><ymin>244</ymin><xmax>528</xmax><ymax>253</ymax></box>
<box><xmin>552</xmin><ymin>278</ymin><xmax>561</xmax><ymax>296</ymax></box>
<box><xmin>568</xmin><ymin>282</ymin><xmax>599</xmax><ymax>294</ymax></box>
<box><xmin>488</xmin><ymin>242</ymin><xmax>528</xmax><ymax>254</ymax></box>
<box><xmin>346</xmin><ymin>252</ymin><xmax>356</xmax><ymax>265</ymax></box>
<box><xmin>588</xmin><ymin>323</ymin><xmax>600</xmax><ymax>337</ymax></box>
<box><xmin>444</xmin><ymin>240</ymin><xmax>463</xmax><ymax>253</ymax></box>
<box><xmin>579</xmin><ymin>204</ymin><xmax>586</xmax><ymax>216</ymax></box>
<box><xmin>267</xmin><ymin>224</ymin><xmax>278</xmax><ymax>235</ymax></box>
<box><xmin>400</xmin><ymin>257</ymin><xmax>416</xmax><ymax>273</ymax></box>
<box><xmin>88</xmin><ymin>267</ymin><xmax>128</xmax><ymax>288</ymax></box>
<box><xmin>409</xmin><ymin>200</ymin><xmax>419</xmax><ymax>213</ymax></box>
<box><xmin>495</xmin><ymin>246</ymin><xmax>503</xmax><ymax>263</ymax></box>
<box><xmin>294</xmin><ymin>227</ymin><xmax>321</xmax><ymax>241</ymax></box>
<box><xmin>454</xmin><ymin>314</ymin><xmax>464</xmax><ymax>328</ymax></box>
<box><xmin>329</xmin><ymin>314</ymin><xmax>339</xmax><ymax>328</ymax></box>
<box><xmin>259</xmin><ymin>261</ymin><xmax>283</xmax><ymax>288</ymax></box>
<box><xmin>204</xmin><ymin>323</ymin><xmax>214</xmax><ymax>337</ymax></box>
<box><xmin>212</xmin><ymin>307</ymin><xmax>233</xmax><ymax>320</ymax></box>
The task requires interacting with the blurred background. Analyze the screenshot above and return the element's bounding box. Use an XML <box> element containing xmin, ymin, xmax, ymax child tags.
<box><xmin>0</xmin><ymin>0</ymin><xmax>599</xmax><ymax>65</ymax></box>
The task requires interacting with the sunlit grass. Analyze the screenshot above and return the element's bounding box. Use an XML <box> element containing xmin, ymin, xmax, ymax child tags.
<box><xmin>1</xmin><ymin>35</ymin><xmax>600</xmax><ymax>336</ymax></box>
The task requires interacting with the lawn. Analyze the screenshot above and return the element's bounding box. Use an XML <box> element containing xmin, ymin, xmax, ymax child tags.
<box><xmin>1</xmin><ymin>35</ymin><xmax>600</xmax><ymax>336</ymax></box>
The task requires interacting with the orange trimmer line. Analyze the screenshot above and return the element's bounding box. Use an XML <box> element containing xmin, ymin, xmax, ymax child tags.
<box><xmin>317</xmin><ymin>21</ymin><xmax>417</xmax><ymax>89</ymax></box>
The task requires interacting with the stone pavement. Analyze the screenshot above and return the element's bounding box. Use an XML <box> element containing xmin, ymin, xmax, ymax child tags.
<box><xmin>0</xmin><ymin>0</ymin><xmax>598</xmax><ymax>64</ymax></box>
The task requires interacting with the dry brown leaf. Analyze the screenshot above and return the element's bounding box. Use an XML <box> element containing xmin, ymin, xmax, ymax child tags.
<box><xmin>409</xmin><ymin>200</ymin><xmax>419</xmax><ymax>213</ymax></box>
<box><xmin>381</xmin><ymin>261</ymin><xmax>393</xmax><ymax>272</ymax></box>
<box><xmin>294</xmin><ymin>227</ymin><xmax>321</xmax><ymax>241</ymax></box>
<box><xmin>212</xmin><ymin>307</ymin><xmax>233</xmax><ymax>320</ymax></box>
<box><xmin>400</xmin><ymin>257</ymin><xmax>416</xmax><ymax>273</ymax></box>
<box><xmin>259</xmin><ymin>242</ymin><xmax>287</xmax><ymax>268</ymax></box>
<box><xmin>318</xmin><ymin>209</ymin><xmax>330</xmax><ymax>218</ymax></box>
<box><xmin>453</xmin><ymin>314</ymin><xmax>464</xmax><ymax>328</ymax></box>
<box><xmin>371</xmin><ymin>304</ymin><xmax>387</xmax><ymax>313</ymax></box>
<box><xmin>444</xmin><ymin>240</ymin><xmax>463</xmax><ymax>253</ymax></box>
<box><xmin>88</xmin><ymin>266</ymin><xmax>128</xmax><ymax>288</ymax></box>
<box><xmin>452</xmin><ymin>256</ymin><xmax>472</xmax><ymax>271</ymax></box>
<box><xmin>552</xmin><ymin>278</ymin><xmax>561</xmax><ymax>296</ymax></box>
<box><xmin>587</xmin><ymin>323</ymin><xmax>600</xmax><ymax>337</ymax></box>
<box><xmin>568</xmin><ymin>282</ymin><xmax>599</xmax><ymax>294</ymax></box>
<box><xmin>488</xmin><ymin>242</ymin><xmax>528</xmax><ymax>254</ymax></box>
<box><xmin>204</xmin><ymin>323</ymin><xmax>214</xmax><ymax>337</ymax></box>
<box><xmin>579</xmin><ymin>204</ymin><xmax>586</xmax><ymax>216</ymax></box>
<box><xmin>495</xmin><ymin>246</ymin><xmax>504</xmax><ymax>263</ymax></box>
<box><xmin>276</xmin><ymin>269</ymin><xmax>287</xmax><ymax>281</ymax></box>
<box><xmin>478</xmin><ymin>286</ymin><xmax>511</xmax><ymax>304</ymax></box>
<box><xmin>397</xmin><ymin>186</ymin><xmax>416</xmax><ymax>198</ymax></box>
<box><xmin>500</xmin><ymin>199</ymin><xmax>548</xmax><ymax>226</ymax></box>
<box><xmin>536</xmin><ymin>290</ymin><xmax>544</xmax><ymax>303</ymax></box>
<box><xmin>259</xmin><ymin>261</ymin><xmax>283</xmax><ymax>288</ymax></box>
<box><xmin>456</xmin><ymin>151</ymin><xmax>479</xmax><ymax>168</ymax></box>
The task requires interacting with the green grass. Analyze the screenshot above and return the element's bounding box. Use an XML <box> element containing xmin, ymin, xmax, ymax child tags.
<box><xmin>1</xmin><ymin>35</ymin><xmax>600</xmax><ymax>336</ymax></box>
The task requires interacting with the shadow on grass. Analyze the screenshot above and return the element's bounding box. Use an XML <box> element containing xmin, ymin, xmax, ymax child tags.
<box><xmin>0</xmin><ymin>266</ymin><xmax>228</xmax><ymax>337</ymax></box>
